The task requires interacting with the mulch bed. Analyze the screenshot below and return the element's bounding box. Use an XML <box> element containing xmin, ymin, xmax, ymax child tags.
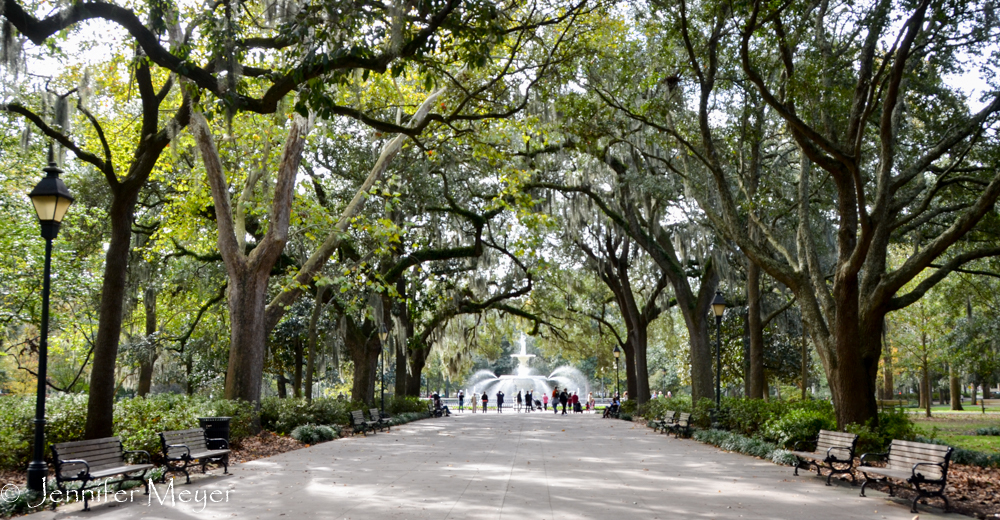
<box><xmin>229</xmin><ymin>431</ymin><xmax>304</xmax><ymax>463</ymax></box>
<box><xmin>825</xmin><ymin>461</ymin><xmax>1000</xmax><ymax>519</ymax></box>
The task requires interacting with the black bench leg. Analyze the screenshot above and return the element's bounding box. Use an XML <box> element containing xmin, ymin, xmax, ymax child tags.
<box><xmin>81</xmin><ymin>479</ymin><xmax>91</xmax><ymax>511</ymax></box>
<box><xmin>910</xmin><ymin>494</ymin><xmax>921</xmax><ymax>514</ymax></box>
<box><xmin>182</xmin><ymin>465</ymin><xmax>191</xmax><ymax>484</ymax></box>
<box><xmin>859</xmin><ymin>477</ymin><xmax>869</xmax><ymax>497</ymax></box>
<box><xmin>793</xmin><ymin>460</ymin><xmax>800</xmax><ymax>476</ymax></box>
<box><xmin>825</xmin><ymin>468</ymin><xmax>833</xmax><ymax>486</ymax></box>
<box><xmin>223</xmin><ymin>454</ymin><xmax>229</xmax><ymax>474</ymax></box>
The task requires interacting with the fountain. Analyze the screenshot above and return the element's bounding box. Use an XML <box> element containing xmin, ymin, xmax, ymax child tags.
<box><xmin>465</xmin><ymin>334</ymin><xmax>590</xmax><ymax>400</ymax></box>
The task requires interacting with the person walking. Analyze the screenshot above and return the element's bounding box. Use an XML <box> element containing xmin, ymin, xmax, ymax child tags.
<box><xmin>472</xmin><ymin>392</ymin><xmax>478</xmax><ymax>413</ymax></box>
<box><xmin>496</xmin><ymin>390</ymin><xmax>505</xmax><ymax>413</ymax></box>
<box><xmin>552</xmin><ymin>387</ymin><xmax>560</xmax><ymax>414</ymax></box>
<box><xmin>559</xmin><ymin>389</ymin><xmax>569</xmax><ymax>415</ymax></box>
<box><xmin>570</xmin><ymin>391</ymin><xmax>580</xmax><ymax>413</ymax></box>
<box><xmin>458</xmin><ymin>390</ymin><xmax>465</xmax><ymax>412</ymax></box>
<box><xmin>525</xmin><ymin>390</ymin><xmax>533</xmax><ymax>412</ymax></box>
<box><xmin>542</xmin><ymin>392</ymin><xmax>549</xmax><ymax>411</ymax></box>
<box><xmin>516</xmin><ymin>390</ymin><xmax>523</xmax><ymax>412</ymax></box>
<box><xmin>588</xmin><ymin>392</ymin><xmax>595</xmax><ymax>412</ymax></box>
<box><xmin>481</xmin><ymin>392</ymin><xmax>488</xmax><ymax>413</ymax></box>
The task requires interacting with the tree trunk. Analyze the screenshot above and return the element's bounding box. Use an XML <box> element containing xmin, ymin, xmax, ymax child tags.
<box><xmin>405</xmin><ymin>345</ymin><xmax>428</xmax><ymax>397</ymax></box>
<box><xmin>827</xmin><ymin>316</ymin><xmax>881</xmax><ymax>428</ymax></box>
<box><xmin>800</xmin><ymin>330</ymin><xmax>808</xmax><ymax>401</ymax></box>
<box><xmin>683</xmin><ymin>309</ymin><xmax>715</xmax><ymax>404</ymax></box>
<box><xmin>277</xmin><ymin>374</ymin><xmax>288</xmax><ymax>399</ymax></box>
<box><xmin>305</xmin><ymin>285</ymin><xmax>327</xmax><ymax>401</ymax></box>
<box><xmin>922</xmin><ymin>353</ymin><xmax>931</xmax><ymax>417</ymax></box>
<box><xmin>631</xmin><ymin>327</ymin><xmax>651</xmax><ymax>403</ymax></box>
<box><xmin>223</xmin><ymin>269</ymin><xmax>271</xmax><ymax>404</ymax></box>
<box><xmin>86</xmin><ymin>190</ymin><xmax>141</xmax><ymax>438</ymax></box>
<box><xmin>883</xmin><ymin>324</ymin><xmax>895</xmax><ymax>399</ymax></box>
<box><xmin>747</xmin><ymin>261</ymin><xmax>765</xmax><ymax>399</ymax></box>
<box><xmin>293</xmin><ymin>339</ymin><xmax>303</xmax><ymax>398</ymax></box>
<box><xmin>137</xmin><ymin>287</ymin><xmax>158</xmax><ymax>397</ymax></box>
<box><xmin>347</xmin><ymin>331</ymin><xmax>380</xmax><ymax>404</ymax></box>
<box><xmin>984</xmin><ymin>384</ymin><xmax>992</xmax><ymax>399</ymax></box>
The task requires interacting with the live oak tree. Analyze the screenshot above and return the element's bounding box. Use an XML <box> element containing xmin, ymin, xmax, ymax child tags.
<box><xmin>605</xmin><ymin>0</ymin><xmax>1000</xmax><ymax>426</ymax></box>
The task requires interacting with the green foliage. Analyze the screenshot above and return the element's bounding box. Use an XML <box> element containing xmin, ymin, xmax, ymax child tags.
<box><xmin>388</xmin><ymin>411</ymin><xmax>431</xmax><ymax>425</ymax></box>
<box><xmin>203</xmin><ymin>398</ymin><xmax>257</xmax><ymax>444</ymax></box>
<box><xmin>761</xmin><ymin>408</ymin><xmax>836</xmax><ymax>448</ymax></box>
<box><xmin>113</xmin><ymin>394</ymin><xmax>211</xmax><ymax>455</ymax></box>
<box><xmin>637</xmin><ymin>395</ymin><xmax>693</xmax><ymax>418</ymax></box>
<box><xmin>259</xmin><ymin>397</ymin><xmax>350</xmax><ymax>434</ymax></box>
<box><xmin>692</xmin><ymin>398</ymin><xmax>716</xmax><ymax>427</ymax></box>
<box><xmin>975</xmin><ymin>426</ymin><xmax>1000</xmax><ymax>436</ymax></box>
<box><xmin>619</xmin><ymin>399</ymin><xmax>637</xmax><ymax>415</ymax></box>
<box><xmin>0</xmin><ymin>394</ymin><xmax>88</xmax><ymax>471</ymax></box>
<box><xmin>387</xmin><ymin>396</ymin><xmax>427</xmax><ymax>415</ymax></box>
<box><xmin>693</xmin><ymin>429</ymin><xmax>796</xmax><ymax>465</ymax></box>
<box><xmin>290</xmin><ymin>424</ymin><xmax>341</xmax><ymax>444</ymax></box>
<box><xmin>914</xmin><ymin>436</ymin><xmax>1000</xmax><ymax>468</ymax></box>
<box><xmin>844</xmin><ymin>408</ymin><xmax>917</xmax><ymax>454</ymax></box>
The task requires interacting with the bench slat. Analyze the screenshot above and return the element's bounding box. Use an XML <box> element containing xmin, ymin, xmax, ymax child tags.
<box><xmin>53</xmin><ymin>437</ymin><xmax>122</xmax><ymax>450</ymax></box>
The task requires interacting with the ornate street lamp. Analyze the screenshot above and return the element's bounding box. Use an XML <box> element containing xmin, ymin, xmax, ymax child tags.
<box><xmin>711</xmin><ymin>291</ymin><xmax>727</xmax><ymax>409</ymax></box>
<box><xmin>612</xmin><ymin>345</ymin><xmax>621</xmax><ymax>400</ymax></box>
<box><xmin>26</xmin><ymin>154</ymin><xmax>74</xmax><ymax>492</ymax></box>
<box><xmin>378</xmin><ymin>324</ymin><xmax>389</xmax><ymax>415</ymax></box>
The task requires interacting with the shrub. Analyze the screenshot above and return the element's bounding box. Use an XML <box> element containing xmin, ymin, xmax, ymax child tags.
<box><xmin>388</xmin><ymin>411</ymin><xmax>429</xmax><ymax>425</ymax></box>
<box><xmin>692</xmin><ymin>398</ymin><xmax>716</xmax><ymax>427</ymax></box>
<box><xmin>290</xmin><ymin>424</ymin><xmax>340</xmax><ymax>444</ymax></box>
<box><xmin>975</xmin><ymin>426</ymin><xmax>1000</xmax><ymax>436</ymax></box>
<box><xmin>0</xmin><ymin>394</ymin><xmax>89</xmax><ymax>471</ymax></box>
<box><xmin>259</xmin><ymin>397</ymin><xmax>350</xmax><ymax>434</ymax></box>
<box><xmin>844</xmin><ymin>408</ymin><xmax>916</xmax><ymax>453</ymax></box>
<box><xmin>388</xmin><ymin>396</ymin><xmax>429</xmax><ymax>415</ymax></box>
<box><xmin>619</xmin><ymin>399</ymin><xmax>637</xmax><ymax>415</ymax></box>
<box><xmin>637</xmin><ymin>396</ymin><xmax>692</xmax><ymax>418</ymax></box>
<box><xmin>202</xmin><ymin>398</ymin><xmax>257</xmax><ymax>445</ymax></box>
<box><xmin>914</xmin><ymin>436</ymin><xmax>1000</xmax><ymax>468</ymax></box>
<box><xmin>719</xmin><ymin>398</ymin><xmax>788</xmax><ymax>436</ymax></box>
<box><xmin>693</xmin><ymin>429</ymin><xmax>795</xmax><ymax>465</ymax></box>
<box><xmin>761</xmin><ymin>408</ymin><xmax>836</xmax><ymax>448</ymax></box>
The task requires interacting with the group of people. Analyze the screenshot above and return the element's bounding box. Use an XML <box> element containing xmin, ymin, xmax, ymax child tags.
<box><xmin>447</xmin><ymin>388</ymin><xmax>597</xmax><ymax>414</ymax></box>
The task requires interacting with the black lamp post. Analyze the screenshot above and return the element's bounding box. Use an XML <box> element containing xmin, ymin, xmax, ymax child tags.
<box><xmin>711</xmin><ymin>291</ymin><xmax>726</xmax><ymax>409</ymax></box>
<box><xmin>612</xmin><ymin>345</ymin><xmax>621</xmax><ymax>399</ymax></box>
<box><xmin>26</xmin><ymin>154</ymin><xmax>74</xmax><ymax>492</ymax></box>
<box><xmin>378</xmin><ymin>324</ymin><xmax>389</xmax><ymax>415</ymax></box>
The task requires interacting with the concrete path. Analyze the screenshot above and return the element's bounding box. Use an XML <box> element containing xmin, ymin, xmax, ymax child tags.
<box><xmin>36</xmin><ymin>413</ymin><xmax>963</xmax><ymax>520</ymax></box>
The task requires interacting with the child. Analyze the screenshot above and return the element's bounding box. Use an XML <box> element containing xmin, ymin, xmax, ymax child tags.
<box><xmin>543</xmin><ymin>393</ymin><xmax>549</xmax><ymax>410</ymax></box>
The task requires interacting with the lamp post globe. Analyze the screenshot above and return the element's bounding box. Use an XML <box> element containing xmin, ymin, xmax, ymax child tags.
<box><xmin>26</xmin><ymin>156</ymin><xmax>74</xmax><ymax>492</ymax></box>
<box><xmin>711</xmin><ymin>291</ymin><xmax>726</xmax><ymax>409</ymax></box>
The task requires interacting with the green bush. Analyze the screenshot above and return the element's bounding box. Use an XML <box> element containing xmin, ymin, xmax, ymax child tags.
<box><xmin>0</xmin><ymin>394</ymin><xmax>89</xmax><ymax>471</ymax></box>
<box><xmin>387</xmin><ymin>396</ymin><xmax>429</xmax><ymax>415</ymax></box>
<box><xmin>761</xmin><ymin>407</ymin><xmax>836</xmax><ymax>448</ymax></box>
<box><xmin>693</xmin><ymin>429</ymin><xmax>796</xmax><ymax>465</ymax></box>
<box><xmin>844</xmin><ymin>408</ymin><xmax>917</xmax><ymax>453</ymax></box>
<box><xmin>975</xmin><ymin>426</ymin><xmax>1000</xmax><ymax>436</ymax></box>
<box><xmin>619</xmin><ymin>399</ymin><xmax>637</xmax><ymax>415</ymax></box>
<box><xmin>290</xmin><ymin>424</ymin><xmax>340</xmax><ymax>444</ymax></box>
<box><xmin>202</xmin><ymin>398</ymin><xmax>257</xmax><ymax>445</ymax></box>
<box><xmin>259</xmin><ymin>397</ymin><xmax>350</xmax><ymax>434</ymax></box>
<box><xmin>114</xmin><ymin>394</ymin><xmax>211</xmax><ymax>455</ymax></box>
<box><xmin>692</xmin><ymin>398</ymin><xmax>716</xmax><ymax>427</ymax></box>
<box><xmin>914</xmin><ymin>436</ymin><xmax>1000</xmax><ymax>468</ymax></box>
<box><xmin>637</xmin><ymin>396</ymin><xmax>692</xmax><ymax>418</ymax></box>
<box><xmin>388</xmin><ymin>411</ymin><xmax>430</xmax><ymax>425</ymax></box>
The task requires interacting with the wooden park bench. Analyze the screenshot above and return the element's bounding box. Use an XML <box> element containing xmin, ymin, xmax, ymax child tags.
<box><xmin>160</xmin><ymin>428</ymin><xmax>231</xmax><ymax>483</ymax></box>
<box><xmin>790</xmin><ymin>430</ymin><xmax>858</xmax><ymax>485</ymax></box>
<box><xmin>666</xmin><ymin>412</ymin><xmax>692</xmax><ymax>438</ymax></box>
<box><xmin>859</xmin><ymin>439</ymin><xmax>954</xmax><ymax>513</ymax></box>
<box><xmin>651</xmin><ymin>410</ymin><xmax>676</xmax><ymax>433</ymax></box>
<box><xmin>877</xmin><ymin>399</ymin><xmax>908</xmax><ymax>409</ymax></box>
<box><xmin>369</xmin><ymin>408</ymin><xmax>391</xmax><ymax>432</ymax></box>
<box><xmin>52</xmin><ymin>437</ymin><xmax>153</xmax><ymax>511</ymax></box>
<box><xmin>350</xmin><ymin>409</ymin><xmax>378</xmax><ymax>436</ymax></box>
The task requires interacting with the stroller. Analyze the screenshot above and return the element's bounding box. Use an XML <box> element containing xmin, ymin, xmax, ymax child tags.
<box><xmin>534</xmin><ymin>399</ymin><xmax>543</xmax><ymax>410</ymax></box>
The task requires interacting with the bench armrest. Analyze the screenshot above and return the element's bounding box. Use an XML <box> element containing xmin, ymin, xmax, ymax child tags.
<box><xmin>206</xmin><ymin>437</ymin><xmax>229</xmax><ymax>450</ymax></box>
<box><xmin>859</xmin><ymin>452</ymin><xmax>887</xmax><ymax>466</ymax></box>
<box><xmin>57</xmin><ymin>459</ymin><xmax>91</xmax><ymax>479</ymax></box>
<box><xmin>165</xmin><ymin>443</ymin><xmax>192</xmax><ymax>459</ymax></box>
<box><xmin>826</xmin><ymin>445</ymin><xmax>853</xmax><ymax>461</ymax></box>
<box><xmin>911</xmin><ymin>462</ymin><xmax>946</xmax><ymax>480</ymax></box>
<box><xmin>124</xmin><ymin>449</ymin><xmax>151</xmax><ymax>464</ymax></box>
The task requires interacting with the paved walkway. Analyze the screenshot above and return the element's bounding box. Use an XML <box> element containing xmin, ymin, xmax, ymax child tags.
<box><xmin>39</xmin><ymin>413</ymin><xmax>963</xmax><ymax>519</ymax></box>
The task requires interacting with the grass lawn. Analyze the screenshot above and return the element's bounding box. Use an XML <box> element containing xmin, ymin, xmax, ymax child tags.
<box><xmin>911</xmin><ymin>412</ymin><xmax>1000</xmax><ymax>453</ymax></box>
